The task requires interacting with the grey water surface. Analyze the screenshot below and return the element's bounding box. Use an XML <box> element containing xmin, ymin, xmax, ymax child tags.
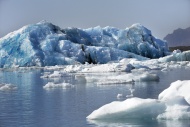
<box><xmin>0</xmin><ymin>67</ymin><xmax>190</xmax><ymax>127</ymax></box>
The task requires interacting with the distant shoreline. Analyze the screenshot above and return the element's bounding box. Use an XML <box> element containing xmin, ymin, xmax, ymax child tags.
<box><xmin>169</xmin><ymin>46</ymin><xmax>190</xmax><ymax>52</ymax></box>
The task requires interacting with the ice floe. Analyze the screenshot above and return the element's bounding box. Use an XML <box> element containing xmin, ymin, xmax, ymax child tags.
<box><xmin>87</xmin><ymin>98</ymin><xmax>165</xmax><ymax>119</ymax></box>
<box><xmin>87</xmin><ymin>80</ymin><xmax>190</xmax><ymax>120</ymax></box>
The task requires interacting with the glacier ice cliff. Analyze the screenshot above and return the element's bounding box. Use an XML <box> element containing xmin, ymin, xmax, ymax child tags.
<box><xmin>0</xmin><ymin>21</ymin><xmax>169</xmax><ymax>67</ymax></box>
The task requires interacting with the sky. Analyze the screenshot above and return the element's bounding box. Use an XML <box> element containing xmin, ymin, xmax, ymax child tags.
<box><xmin>0</xmin><ymin>0</ymin><xmax>190</xmax><ymax>39</ymax></box>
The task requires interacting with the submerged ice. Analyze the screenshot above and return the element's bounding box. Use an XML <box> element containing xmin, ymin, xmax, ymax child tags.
<box><xmin>0</xmin><ymin>21</ymin><xmax>169</xmax><ymax>68</ymax></box>
<box><xmin>87</xmin><ymin>80</ymin><xmax>190</xmax><ymax>120</ymax></box>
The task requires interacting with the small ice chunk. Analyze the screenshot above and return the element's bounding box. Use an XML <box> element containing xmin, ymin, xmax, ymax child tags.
<box><xmin>161</xmin><ymin>68</ymin><xmax>168</xmax><ymax>72</ymax></box>
<box><xmin>126</xmin><ymin>88</ymin><xmax>135</xmax><ymax>98</ymax></box>
<box><xmin>41</xmin><ymin>71</ymin><xmax>66</xmax><ymax>78</ymax></box>
<box><xmin>0</xmin><ymin>83</ymin><xmax>17</xmax><ymax>91</ymax></box>
<box><xmin>43</xmin><ymin>82</ymin><xmax>74</xmax><ymax>89</ymax></box>
<box><xmin>117</xmin><ymin>94</ymin><xmax>125</xmax><ymax>99</ymax></box>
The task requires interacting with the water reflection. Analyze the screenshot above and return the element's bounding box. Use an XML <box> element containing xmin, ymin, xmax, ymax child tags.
<box><xmin>88</xmin><ymin>119</ymin><xmax>190</xmax><ymax>127</ymax></box>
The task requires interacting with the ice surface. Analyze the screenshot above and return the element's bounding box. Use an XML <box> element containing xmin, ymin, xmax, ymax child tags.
<box><xmin>0</xmin><ymin>83</ymin><xmax>17</xmax><ymax>91</ymax></box>
<box><xmin>87</xmin><ymin>80</ymin><xmax>190</xmax><ymax>120</ymax></box>
<box><xmin>87</xmin><ymin>98</ymin><xmax>165</xmax><ymax>120</ymax></box>
<box><xmin>158</xmin><ymin>80</ymin><xmax>190</xmax><ymax>104</ymax></box>
<box><xmin>0</xmin><ymin>21</ymin><xmax>168</xmax><ymax>68</ymax></box>
<box><xmin>43</xmin><ymin>82</ymin><xmax>74</xmax><ymax>89</ymax></box>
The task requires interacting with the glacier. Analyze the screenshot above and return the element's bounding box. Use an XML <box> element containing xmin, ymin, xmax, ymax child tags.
<box><xmin>0</xmin><ymin>21</ymin><xmax>169</xmax><ymax>68</ymax></box>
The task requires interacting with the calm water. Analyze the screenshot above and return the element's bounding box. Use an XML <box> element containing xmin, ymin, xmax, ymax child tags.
<box><xmin>0</xmin><ymin>67</ymin><xmax>190</xmax><ymax>127</ymax></box>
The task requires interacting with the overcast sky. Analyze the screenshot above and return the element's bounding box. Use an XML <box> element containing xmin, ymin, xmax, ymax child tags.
<box><xmin>0</xmin><ymin>0</ymin><xmax>190</xmax><ymax>39</ymax></box>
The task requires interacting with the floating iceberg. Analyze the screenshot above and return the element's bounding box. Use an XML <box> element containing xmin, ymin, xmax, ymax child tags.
<box><xmin>0</xmin><ymin>21</ymin><xmax>169</xmax><ymax>68</ymax></box>
<box><xmin>87</xmin><ymin>80</ymin><xmax>190</xmax><ymax>120</ymax></box>
<box><xmin>87</xmin><ymin>98</ymin><xmax>165</xmax><ymax>120</ymax></box>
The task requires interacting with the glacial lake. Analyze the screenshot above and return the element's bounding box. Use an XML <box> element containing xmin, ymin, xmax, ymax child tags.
<box><xmin>0</xmin><ymin>67</ymin><xmax>190</xmax><ymax>127</ymax></box>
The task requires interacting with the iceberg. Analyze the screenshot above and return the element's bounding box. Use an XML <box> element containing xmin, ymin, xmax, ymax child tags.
<box><xmin>0</xmin><ymin>21</ymin><xmax>169</xmax><ymax>68</ymax></box>
<box><xmin>87</xmin><ymin>98</ymin><xmax>165</xmax><ymax>120</ymax></box>
<box><xmin>87</xmin><ymin>80</ymin><xmax>190</xmax><ymax>120</ymax></box>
